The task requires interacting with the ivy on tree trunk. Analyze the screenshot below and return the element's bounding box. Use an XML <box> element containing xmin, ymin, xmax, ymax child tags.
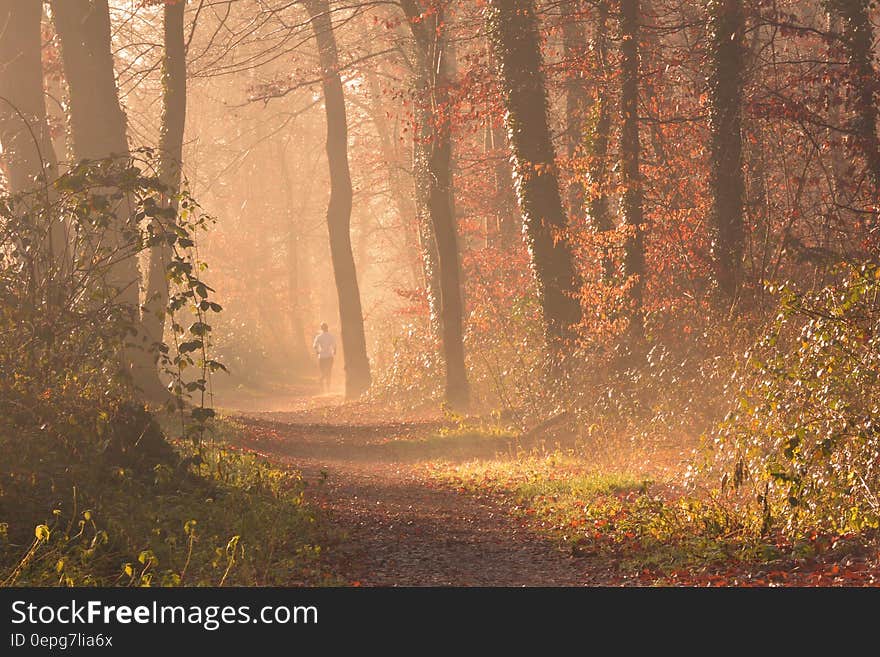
<box><xmin>707</xmin><ymin>0</ymin><xmax>746</xmax><ymax>299</ymax></box>
<box><xmin>487</xmin><ymin>0</ymin><xmax>583</xmax><ymax>372</ymax></box>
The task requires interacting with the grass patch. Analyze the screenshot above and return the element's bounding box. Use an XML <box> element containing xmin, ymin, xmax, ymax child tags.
<box><xmin>0</xmin><ymin>415</ymin><xmax>336</xmax><ymax>587</ymax></box>
<box><xmin>357</xmin><ymin>423</ymin><xmax>522</xmax><ymax>462</ymax></box>
<box><xmin>404</xmin><ymin>424</ymin><xmax>517</xmax><ymax>450</ymax></box>
<box><xmin>426</xmin><ymin>451</ymin><xmax>801</xmax><ymax>582</ymax></box>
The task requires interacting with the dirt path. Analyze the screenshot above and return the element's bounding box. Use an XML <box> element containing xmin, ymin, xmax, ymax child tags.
<box><xmin>224</xmin><ymin>399</ymin><xmax>593</xmax><ymax>586</ymax></box>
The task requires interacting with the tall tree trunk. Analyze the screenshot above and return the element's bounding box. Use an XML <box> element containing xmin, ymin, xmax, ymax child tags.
<box><xmin>51</xmin><ymin>0</ymin><xmax>148</xmax><ymax>384</ymax></box>
<box><xmin>827</xmin><ymin>0</ymin><xmax>880</xmax><ymax>201</ymax></box>
<box><xmin>413</xmin><ymin>143</ymin><xmax>443</xmax><ymax>334</ymax></box>
<box><xmin>486</xmin><ymin>39</ymin><xmax>519</xmax><ymax>249</ymax></box>
<box><xmin>620</xmin><ymin>0</ymin><xmax>646</xmax><ymax>334</ymax></box>
<box><xmin>588</xmin><ymin>1</ymin><xmax>613</xmax><ymax>281</ymax></box>
<box><xmin>51</xmin><ymin>1</ymin><xmax>128</xmax><ymax>161</ymax></box>
<box><xmin>562</xmin><ymin>0</ymin><xmax>590</xmax><ymax>223</ymax></box>
<box><xmin>401</xmin><ymin>0</ymin><xmax>469</xmax><ymax>409</ymax></box>
<box><xmin>139</xmin><ymin>0</ymin><xmax>187</xmax><ymax>400</ymax></box>
<box><xmin>707</xmin><ymin>0</ymin><xmax>746</xmax><ymax>298</ymax></box>
<box><xmin>487</xmin><ymin>0</ymin><xmax>583</xmax><ymax>368</ymax></box>
<box><xmin>305</xmin><ymin>0</ymin><xmax>372</xmax><ymax>398</ymax></box>
<box><xmin>0</xmin><ymin>0</ymin><xmax>66</xmax><ymax>262</ymax></box>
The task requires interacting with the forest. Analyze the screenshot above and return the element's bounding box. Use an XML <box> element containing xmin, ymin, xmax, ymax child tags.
<box><xmin>0</xmin><ymin>0</ymin><xmax>879</xmax><ymax>589</ymax></box>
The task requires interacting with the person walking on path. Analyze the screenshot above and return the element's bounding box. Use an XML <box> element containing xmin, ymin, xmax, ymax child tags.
<box><xmin>313</xmin><ymin>322</ymin><xmax>337</xmax><ymax>393</ymax></box>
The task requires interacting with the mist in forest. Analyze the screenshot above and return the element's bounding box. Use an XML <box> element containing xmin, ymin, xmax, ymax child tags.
<box><xmin>2</xmin><ymin>0</ymin><xmax>880</xmax><ymax>591</ymax></box>
<box><xmin>5</xmin><ymin>0</ymin><xmax>875</xmax><ymax>409</ymax></box>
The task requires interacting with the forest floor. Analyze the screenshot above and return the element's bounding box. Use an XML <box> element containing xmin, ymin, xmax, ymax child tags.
<box><xmin>221</xmin><ymin>393</ymin><xmax>595</xmax><ymax>585</ymax></box>
<box><xmin>217</xmin><ymin>390</ymin><xmax>880</xmax><ymax>587</ymax></box>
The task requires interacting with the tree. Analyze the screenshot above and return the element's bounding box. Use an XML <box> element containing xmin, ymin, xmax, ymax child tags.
<box><xmin>305</xmin><ymin>0</ymin><xmax>372</xmax><ymax>398</ymax></box>
<box><xmin>486</xmin><ymin>0</ymin><xmax>583</xmax><ymax>368</ymax></box>
<box><xmin>51</xmin><ymin>0</ymin><xmax>148</xmax><ymax>386</ymax></box>
<box><xmin>141</xmin><ymin>0</ymin><xmax>188</xmax><ymax>400</ymax></box>
<box><xmin>620</xmin><ymin>0</ymin><xmax>645</xmax><ymax>333</ymax></box>
<box><xmin>707</xmin><ymin>0</ymin><xmax>746</xmax><ymax>298</ymax></box>
<box><xmin>481</xmin><ymin>39</ymin><xmax>519</xmax><ymax>249</ymax></box>
<box><xmin>588</xmin><ymin>1</ymin><xmax>613</xmax><ymax>281</ymax></box>
<box><xmin>562</xmin><ymin>0</ymin><xmax>590</xmax><ymax>224</ymax></box>
<box><xmin>825</xmin><ymin>0</ymin><xmax>880</xmax><ymax>199</ymax></box>
<box><xmin>0</xmin><ymin>1</ymin><xmax>66</xmax><ymax>262</ymax></box>
<box><xmin>0</xmin><ymin>1</ymin><xmax>57</xmax><ymax>194</ymax></box>
<box><xmin>400</xmin><ymin>0</ymin><xmax>469</xmax><ymax>408</ymax></box>
<box><xmin>50</xmin><ymin>1</ymin><xmax>128</xmax><ymax>163</ymax></box>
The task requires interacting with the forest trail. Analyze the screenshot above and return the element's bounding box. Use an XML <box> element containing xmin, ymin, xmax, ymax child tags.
<box><xmin>222</xmin><ymin>396</ymin><xmax>594</xmax><ymax>586</ymax></box>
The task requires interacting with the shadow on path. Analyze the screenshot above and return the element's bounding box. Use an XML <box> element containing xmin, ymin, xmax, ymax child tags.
<box><xmin>227</xmin><ymin>409</ymin><xmax>595</xmax><ymax>586</ymax></box>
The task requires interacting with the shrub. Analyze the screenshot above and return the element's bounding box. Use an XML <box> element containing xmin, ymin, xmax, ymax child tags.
<box><xmin>0</xmin><ymin>155</ymin><xmax>327</xmax><ymax>587</ymax></box>
<box><xmin>714</xmin><ymin>264</ymin><xmax>880</xmax><ymax>537</ymax></box>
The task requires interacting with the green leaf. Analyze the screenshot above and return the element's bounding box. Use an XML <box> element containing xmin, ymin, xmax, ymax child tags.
<box><xmin>178</xmin><ymin>340</ymin><xmax>203</xmax><ymax>354</ymax></box>
<box><xmin>188</xmin><ymin>321</ymin><xmax>211</xmax><ymax>337</ymax></box>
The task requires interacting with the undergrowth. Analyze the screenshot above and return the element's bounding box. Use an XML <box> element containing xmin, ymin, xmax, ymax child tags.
<box><xmin>426</xmin><ymin>444</ymin><xmax>877</xmax><ymax>584</ymax></box>
<box><xmin>0</xmin><ymin>415</ymin><xmax>333</xmax><ymax>587</ymax></box>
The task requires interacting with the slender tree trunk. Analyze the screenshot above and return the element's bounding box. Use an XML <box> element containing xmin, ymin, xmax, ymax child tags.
<box><xmin>707</xmin><ymin>0</ymin><xmax>746</xmax><ymax>298</ymax></box>
<box><xmin>401</xmin><ymin>0</ymin><xmax>469</xmax><ymax>408</ymax></box>
<box><xmin>139</xmin><ymin>0</ymin><xmax>187</xmax><ymax>400</ymax></box>
<box><xmin>589</xmin><ymin>1</ymin><xmax>614</xmax><ymax>281</ymax></box>
<box><xmin>827</xmin><ymin>0</ymin><xmax>880</xmax><ymax>200</ymax></box>
<box><xmin>413</xmin><ymin>136</ymin><xmax>444</xmax><ymax>333</ymax></box>
<box><xmin>620</xmin><ymin>0</ymin><xmax>646</xmax><ymax>334</ymax></box>
<box><xmin>0</xmin><ymin>0</ymin><xmax>66</xmax><ymax>262</ymax></box>
<box><xmin>562</xmin><ymin>0</ymin><xmax>590</xmax><ymax>223</ymax></box>
<box><xmin>404</xmin><ymin>114</ymin><xmax>444</xmax><ymax>331</ymax></box>
<box><xmin>306</xmin><ymin>0</ymin><xmax>372</xmax><ymax>398</ymax></box>
<box><xmin>481</xmin><ymin>125</ymin><xmax>496</xmax><ymax>247</ymax></box>
<box><xmin>487</xmin><ymin>0</ymin><xmax>583</xmax><ymax>368</ymax></box>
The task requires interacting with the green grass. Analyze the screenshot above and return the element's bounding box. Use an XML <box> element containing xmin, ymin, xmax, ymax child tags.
<box><xmin>0</xmin><ymin>415</ymin><xmax>336</xmax><ymax>587</ymax></box>
<box><xmin>397</xmin><ymin>424</ymin><xmax>517</xmax><ymax>451</ymax></box>
<box><xmin>323</xmin><ymin>422</ymin><xmax>525</xmax><ymax>462</ymax></box>
<box><xmin>426</xmin><ymin>451</ymin><xmax>776</xmax><ymax>580</ymax></box>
